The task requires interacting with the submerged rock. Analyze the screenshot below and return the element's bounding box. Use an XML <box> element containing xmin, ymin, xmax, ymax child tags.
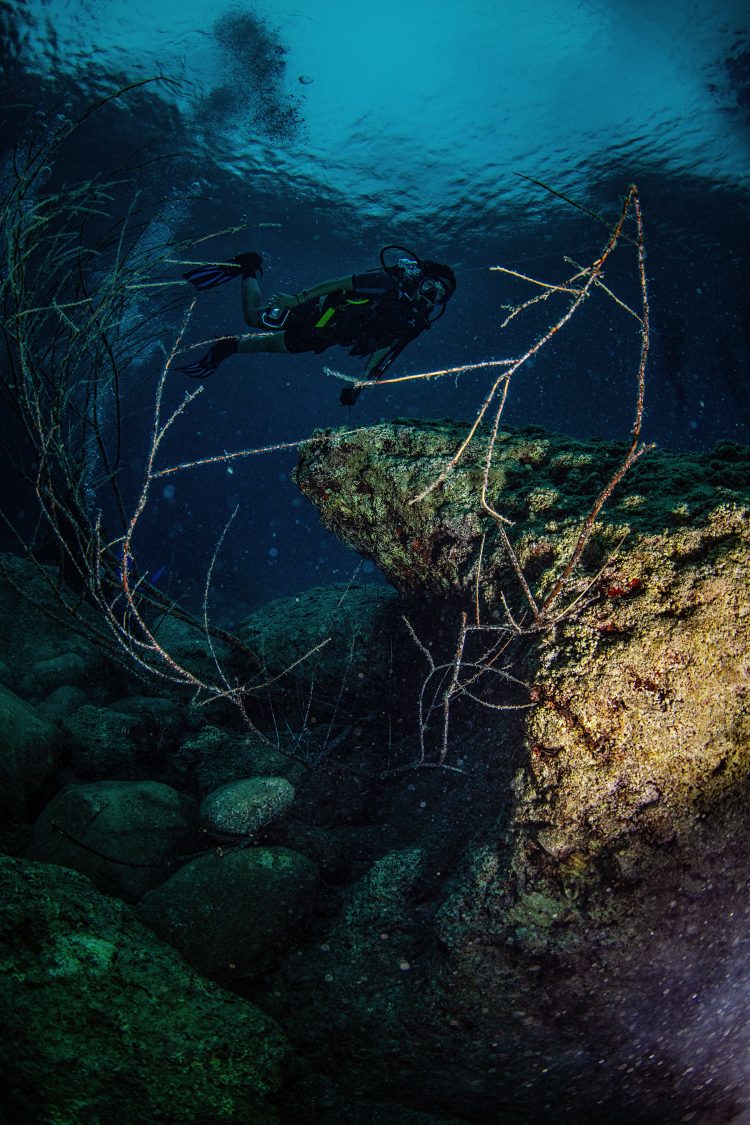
<box><xmin>26</xmin><ymin>650</ymin><xmax>88</xmax><ymax>697</ymax></box>
<box><xmin>60</xmin><ymin>697</ymin><xmax>186</xmax><ymax>781</ymax></box>
<box><xmin>38</xmin><ymin>683</ymin><xmax>89</xmax><ymax>724</ymax></box>
<box><xmin>275</xmin><ymin>420</ymin><xmax>750</xmax><ymax>1122</ymax></box>
<box><xmin>0</xmin><ymin>553</ymin><xmax>113</xmax><ymax>703</ymax></box>
<box><xmin>0</xmin><ymin>683</ymin><xmax>61</xmax><ymax>822</ymax></box>
<box><xmin>149</xmin><ymin>612</ymin><xmax>233</xmax><ymax>682</ymax></box>
<box><xmin>166</xmin><ymin>724</ymin><xmax>296</xmax><ymax>795</ymax></box>
<box><xmin>295</xmin><ymin>421</ymin><xmax>750</xmax><ymax>605</ymax></box>
<box><xmin>236</xmin><ymin>581</ymin><xmax>407</xmax><ymax>719</ymax></box>
<box><xmin>138</xmin><ymin>846</ymin><xmax>319</xmax><ymax>981</ymax></box>
<box><xmin>200</xmin><ymin>776</ymin><xmax>296</xmax><ymax>842</ymax></box>
<box><xmin>510</xmin><ymin>516</ymin><xmax>750</xmax><ymax>893</ymax></box>
<box><xmin>0</xmin><ymin>856</ymin><xmax>286</xmax><ymax>1124</ymax></box>
<box><xmin>62</xmin><ymin>703</ymin><xmax>142</xmax><ymax>779</ymax></box>
<box><xmin>28</xmin><ymin>780</ymin><xmax>198</xmax><ymax>901</ymax></box>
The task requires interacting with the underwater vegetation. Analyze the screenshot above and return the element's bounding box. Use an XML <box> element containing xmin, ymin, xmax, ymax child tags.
<box><xmin>1</xmin><ymin>88</ymin><xmax>749</xmax><ymax>1124</ymax></box>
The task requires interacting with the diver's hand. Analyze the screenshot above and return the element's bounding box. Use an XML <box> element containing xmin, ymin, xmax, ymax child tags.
<box><xmin>340</xmin><ymin>385</ymin><xmax>362</xmax><ymax>406</ymax></box>
<box><xmin>269</xmin><ymin>292</ymin><xmax>298</xmax><ymax>309</ymax></box>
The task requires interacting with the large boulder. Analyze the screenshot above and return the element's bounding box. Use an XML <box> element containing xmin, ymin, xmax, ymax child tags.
<box><xmin>138</xmin><ymin>846</ymin><xmax>320</xmax><ymax>982</ymax></box>
<box><xmin>295</xmin><ymin>421</ymin><xmax>749</xmax><ymax>605</ymax></box>
<box><xmin>38</xmin><ymin>683</ymin><xmax>90</xmax><ymax>724</ymax></box>
<box><xmin>0</xmin><ymin>553</ymin><xmax>111</xmax><ymax>702</ymax></box>
<box><xmin>510</xmin><ymin>510</ymin><xmax>750</xmax><ymax>891</ymax></box>
<box><xmin>28</xmin><ymin>780</ymin><xmax>198</xmax><ymax>901</ymax></box>
<box><xmin>268</xmin><ymin>420</ymin><xmax>750</xmax><ymax>1123</ymax></box>
<box><xmin>61</xmin><ymin>703</ymin><xmax>142</xmax><ymax>779</ymax></box>
<box><xmin>235</xmin><ymin>581</ymin><xmax>409</xmax><ymax>726</ymax></box>
<box><xmin>200</xmin><ymin>776</ymin><xmax>296</xmax><ymax>842</ymax></box>
<box><xmin>60</xmin><ymin>697</ymin><xmax>186</xmax><ymax>780</ymax></box>
<box><xmin>147</xmin><ymin>612</ymin><xmax>234</xmax><ymax>682</ymax></box>
<box><xmin>0</xmin><ymin>856</ymin><xmax>286</xmax><ymax>1124</ymax></box>
<box><xmin>165</xmin><ymin>724</ymin><xmax>299</xmax><ymax>795</ymax></box>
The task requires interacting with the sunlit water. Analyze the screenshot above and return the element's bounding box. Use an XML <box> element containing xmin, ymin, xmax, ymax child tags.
<box><xmin>1</xmin><ymin>0</ymin><xmax>749</xmax><ymax>608</ymax></box>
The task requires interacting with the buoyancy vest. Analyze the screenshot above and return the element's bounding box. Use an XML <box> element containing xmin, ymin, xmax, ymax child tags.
<box><xmin>311</xmin><ymin>283</ymin><xmax>429</xmax><ymax>357</ymax></box>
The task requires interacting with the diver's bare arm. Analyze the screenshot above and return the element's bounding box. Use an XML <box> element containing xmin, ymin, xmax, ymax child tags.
<box><xmin>298</xmin><ymin>276</ymin><xmax>353</xmax><ymax>302</ymax></box>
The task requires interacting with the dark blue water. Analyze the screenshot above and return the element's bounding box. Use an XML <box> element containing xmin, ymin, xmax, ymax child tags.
<box><xmin>1</xmin><ymin>0</ymin><xmax>749</xmax><ymax>616</ymax></box>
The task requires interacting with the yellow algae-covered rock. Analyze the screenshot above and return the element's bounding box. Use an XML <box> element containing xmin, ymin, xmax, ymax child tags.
<box><xmin>295</xmin><ymin>422</ymin><xmax>749</xmax><ymax>609</ymax></box>
<box><xmin>278</xmin><ymin>421</ymin><xmax>750</xmax><ymax>1123</ymax></box>
<box><xmin>514</xmin><ymin>501</ymin><xmax>750</xmax><ymax>896</ymax></box>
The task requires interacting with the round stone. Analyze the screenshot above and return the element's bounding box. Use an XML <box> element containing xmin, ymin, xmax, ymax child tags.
<box><xmin>199</xmin><ymin>776</ymin><xmax>295</xmax><ymax>841</ymax></box>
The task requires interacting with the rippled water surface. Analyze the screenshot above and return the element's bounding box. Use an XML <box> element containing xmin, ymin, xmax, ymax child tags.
<box><xmin>2</xmin><ymin>0</ymin><xmax>749</xmax><ymax>606</ymax></box>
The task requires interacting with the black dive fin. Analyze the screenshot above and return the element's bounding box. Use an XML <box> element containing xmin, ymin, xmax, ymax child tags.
<box><xmin>182</xmin><ymin>262</ymin><xmax>241</xmax><ymax>290</ymax></box>
<box><xmin>176</xmin><ymin>336</ymin><xmax>239</xmax><ymax>379</ymax></box>
<box><xmin>182</xmin><ymin>252</ymin><xmax>263</xmax><ymax>291</ymax></box>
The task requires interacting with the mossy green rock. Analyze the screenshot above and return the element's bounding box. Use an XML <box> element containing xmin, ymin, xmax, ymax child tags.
<box><xmin>0</xmin><ymin>856</ymin><xmax>286</xmax><ymax>1124</ymax></box>
<box><xmin>166</xmin><ymin>725</ymin><xmax>297</xmax><ymax>795</ymax></box>
<box><xmin>62</xmin><ymin>704</ymin><xmax>141</xmax><ymax>779</ymax></box>
<box><xmin>235</xmin><ymin>582</ymin><xmax>406</xmax><ymax>722</ymax></box>
<box><xmin>200</xmin><ymin>776</ymin><xmax>295</xmax><ymax>841</ymax></box>
<box><xmin>0</xmin><ymin>554</ymin><xmax>106</xmax><ymax>702</ymax></box>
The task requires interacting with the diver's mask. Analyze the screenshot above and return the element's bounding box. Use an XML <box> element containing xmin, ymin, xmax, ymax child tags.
<box><xmin>418</xmin><ymin>277</ymin><xmax>449</xmax><ymax>304</ymax></box>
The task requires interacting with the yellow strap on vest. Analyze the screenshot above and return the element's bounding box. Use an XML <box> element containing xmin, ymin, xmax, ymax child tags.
<box><xmin>314</xmin><ymin>307</ymin><xmax>336</xmax><ymax>328</ymax></box>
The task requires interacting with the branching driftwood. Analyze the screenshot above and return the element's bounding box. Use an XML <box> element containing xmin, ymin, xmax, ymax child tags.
<box><xmin>400</xmin><ymin>185</ymin><xmax>651</xmax><ymax>766</ymax></box>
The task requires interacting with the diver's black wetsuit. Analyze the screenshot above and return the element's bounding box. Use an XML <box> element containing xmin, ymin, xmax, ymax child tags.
<box><xmin>177</xmin><ymin>251</ymin><xmax>454</xmax><ymax>400</ymax></box>
<box><xmin>282</xmin><ymin>269</ymin><xmax>430</xmax><ymax>362</ymax></box>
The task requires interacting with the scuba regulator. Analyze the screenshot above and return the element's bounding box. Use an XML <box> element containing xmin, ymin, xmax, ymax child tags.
<box><xmin>380</xmin><ymin>245</ymin><xmax>423</xmax><ymax>283</ymax></box>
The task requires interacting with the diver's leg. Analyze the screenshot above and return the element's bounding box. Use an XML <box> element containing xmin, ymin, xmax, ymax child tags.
<box><xmin>238</xmin><ymin>331</ymin><xmax>289</xmax><ymax>354</ymax></box>
<box><xmin>242</xmin><ymin>276</ymin><xmax>264</xmax><ymax>327</ymax></box>
<box><xmin>177</xmin><ymin>329</ymin><xmax>287</xmax><ymax>378</ymax></box>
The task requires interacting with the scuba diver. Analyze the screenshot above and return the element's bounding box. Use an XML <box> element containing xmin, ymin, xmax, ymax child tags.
<box><xmin>177</xmin><ymin>248</ymin><xmax>456</xmax><ymax>405</ymax></box>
